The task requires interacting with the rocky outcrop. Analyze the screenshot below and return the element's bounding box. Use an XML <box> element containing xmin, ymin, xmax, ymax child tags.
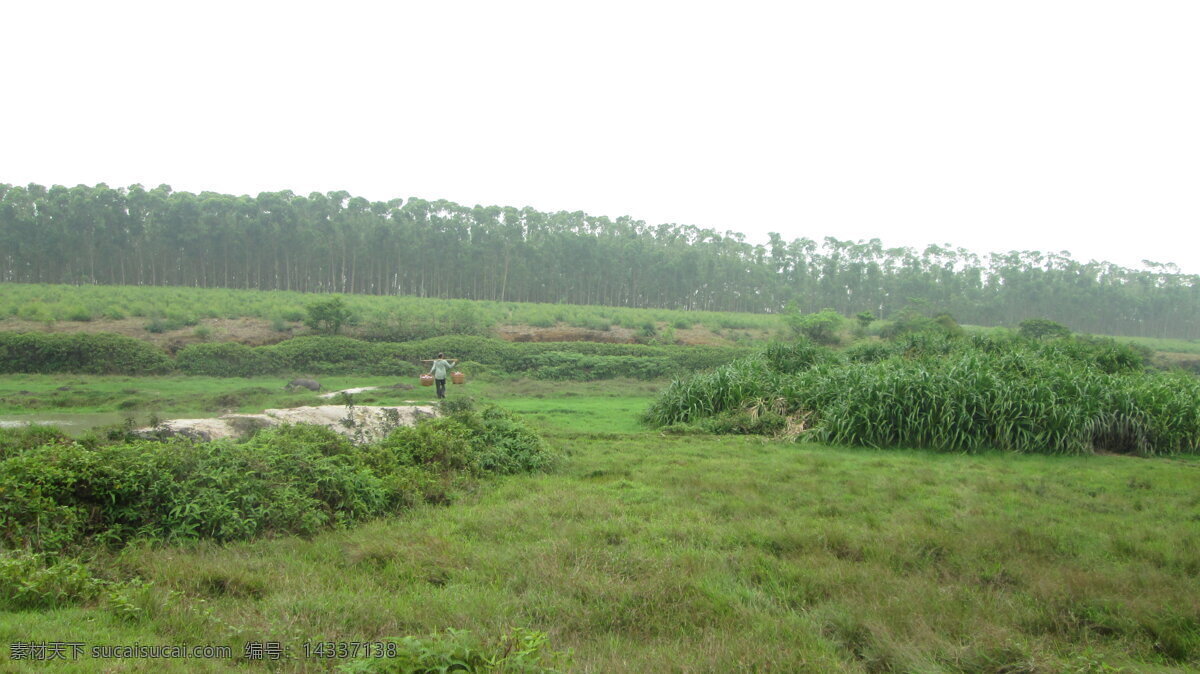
<box><xmin>137</xmin><ymin>404</ymin><xmax>436</xmax><ymax>444</ymax></box>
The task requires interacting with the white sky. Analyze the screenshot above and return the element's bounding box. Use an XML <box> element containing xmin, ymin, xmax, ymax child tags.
<box><xmin>4</xmin><ymin>1</ymin><xmax>1198</xmax><ymax>273</ymax></box>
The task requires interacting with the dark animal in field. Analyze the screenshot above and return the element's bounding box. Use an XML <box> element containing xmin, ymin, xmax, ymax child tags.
<box><xmin>284</xmin><ymin>378</ymin><xmax>321</xmax><ymax>392</ymax></box>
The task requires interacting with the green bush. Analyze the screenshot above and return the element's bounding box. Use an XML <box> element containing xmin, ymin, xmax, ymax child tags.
<box><xmin>0</xmin><ymin>424</ymin><xmax>73</xmax><ymax>460</ymax></box>
<box><xmin>1019</xmin><ymin>318</ymin><xmax>1072</xmax><ymax>340</ymax></box>
<box><xmin>0</xmin><ymin>551</ymin><xmax>102</xmax><ymax>610</ymax></box>
<box><xmin>0</xmin><ymin>405</ymin><xmax>552</xmax><ymax>553</ymax></box>
<box><xmin>879</xmin><ymin>309</ymin><xmax>963</xmax><ymax>339</ymax></box>
<box><xmin>176</xmin><ymin>342</ymin><xmax>276</xmax><ymax>377</ymax></box>
<box><xmin>305</xmin><ymin>296</ymin><xmax>353</xmax><ymax>335</ymax></box>
<box><xmin>63</xmin><ymin>305</ymin><xmax>93</xmax><ymax>322</ymax></box>
<box><xmin>0</xmin><ymin>332</ymin><xmax>174</xmax><ymax>375</ymax></box>
<box><xmin>783</xmin><ymin>306</ymin><xmax>844</xmax><ymax>345</ymax></box>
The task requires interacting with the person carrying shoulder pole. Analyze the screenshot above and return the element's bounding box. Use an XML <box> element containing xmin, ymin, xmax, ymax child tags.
<box><xmin>428</xmin><ymin>352</ymin><xmax>457</xmax><ymax>399</ymax></box>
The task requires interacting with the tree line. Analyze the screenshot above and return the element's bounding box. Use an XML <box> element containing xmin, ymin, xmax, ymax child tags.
<box><xmin>1</xmin><ymin>182</ymin><xmax>1197</xmax><ymax>338</ymax></box>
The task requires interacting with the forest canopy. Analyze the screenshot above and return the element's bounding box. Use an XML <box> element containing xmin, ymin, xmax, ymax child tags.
<box><xmin>1</xmin><ymin>182</ymin><xmax>1196</xmax><ymax>339</ymax></box>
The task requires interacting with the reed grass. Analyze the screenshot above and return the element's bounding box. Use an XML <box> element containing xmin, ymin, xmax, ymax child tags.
<box><xmin>644</xmin><ymin>335</ymin><xmax>1200</xmax><ymax>456</ymax></box>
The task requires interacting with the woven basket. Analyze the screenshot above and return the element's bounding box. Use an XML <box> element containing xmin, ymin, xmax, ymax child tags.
<box><xmin>451</xmin><ymin>371</ymin><xmax>466</xmax><ymax>385</ymax></box>
<box><xmin>419</xmin><ymin>374</ymin><xmax>434</xmax><ymax>387</ymax></box>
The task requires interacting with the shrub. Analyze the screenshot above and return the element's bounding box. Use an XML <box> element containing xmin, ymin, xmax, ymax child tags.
<box><xmin>17</xmin><ymin>304</ymin><xmax>54</xmax><ymax>323</ymax></box>
<box><xmin>63</xmin><ymin>305</ymin><xmax>93</xmax><ymax>322</ymax></box>
<box><xmin>305</xmin><ymin>296</ymin><xmax>352</xmax><ymax>335</ymax></box>
<box><xmin>783</xmin><ymin>306</ymin><xmax>843</xmax><ymax>345</ymax></box>
<box><xmin>0</xmin><ymin>551</ymin><xmax>102</xmax><ymax>610</ymax></box>
<box><xmin>0</xmin><ymin>405</ymin><xmax>552</xmax><ymax>553</ymax></box>
<box><xmin>1019</xmin><ymin>318</ymin><xmax>1072</xmax><ymax>340</ymax></box>
<box><xmin>0</xmin><ymin>332</ymin><xmax>173</xmax><ymax>375</ymax></box>
<box><xmin>176</xmin><ymin>342</ymin><xmax>276</xmax><ymax>377</ymax></box>
<box><xmin>879</xmin><ymin>309</ymin><xmax>963</xmax><ymax>339</ymax></box>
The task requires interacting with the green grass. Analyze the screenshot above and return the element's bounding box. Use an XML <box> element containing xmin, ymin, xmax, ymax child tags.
<box><xmin>1120</xmin><ymin>335</ymin><xmax>1200</xmax><ymax>356</ymax></box>
<box><xmin>5</xmin><ymin>434</ymin><xmax>1198</xmax><ymax>671</ymax></box>
<box><xmin>0</xmin><ymin>374</ymin><xmax>444</xmax><ymax>416</ymax></box>
<box><xmin>3</xmin><ymin>379</ymin><xmax>1199</xmax><ymax>671</ymax></box>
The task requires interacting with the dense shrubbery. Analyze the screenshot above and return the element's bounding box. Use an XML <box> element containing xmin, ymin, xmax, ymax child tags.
<box><xmin>0</xmin><ymin>404</ymin><xmax>552</xmax><ymax>555</ymax></box>
<box><xmin>645</xmin><ymin>334</ymin><xmax>1200</xmax><ymax>456</ymax></box>
<box><xmin>174</xmin><ymin>342</ymin><xmax>275</xmax><ymax>377</ymax></box>
<box><xmin>0</xmin><ymin>330</ymin><xmax>748</xmax><ymax>379</ymax></box>
<box><xmin>0</xmin><ymin>332</ymin><xmax>173</xmax><ymax>375</ymax></box>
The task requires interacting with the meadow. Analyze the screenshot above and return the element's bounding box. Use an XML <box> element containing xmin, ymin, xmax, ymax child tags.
<box><xmin>2</xmin><ymin>377</ymin><xmax>1199</xmax><ymax>672</ymax></box>
<box><xmin>3</xmin><ymin>284</ymin><xmax>1200</xmax><ymax>671</ymax></box>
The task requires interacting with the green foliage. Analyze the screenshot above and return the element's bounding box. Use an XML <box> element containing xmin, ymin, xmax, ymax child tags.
<box><xmin>844</xmin><ymin>340</ymin><xmax>892</xmax><ymax>363</ymax></box>
<box><xmin>783</xmin><ymin>306</ymin><xmax>844</xmax><ymax>345</ymax></box>
<box><xmin>879</xmin><ymin>308</ymin><xmax>964</xmax><ymax>339</ymax></box>
<box><xmin>0</xmin><ymin>405</ymin><xmax>551</xmax><ymax>553</ymax></box>
<box><xmin>63</xmin><ymin>305</ymin><xmax>92</xmax><ymax>322</ymax></box>
<box><xmin>169</xmin><ymin>334</ymin><xmax>748</xmax><ymax>380</ymax></box>
<box><xmin>305</xmin><ymin>296</ymin><xmax>353</xmax><ymax>335</ymax></box>
<box><xmin>763</xmin><ymin>339</ymin><xmax>833</xmax><ymax>374</ymax></box>
<box><xmin>0</xmin><ymin>424</ymin><xmax>73</xmax><ymax>460</ymax></box>
<box><xmin>0</xmin><ymin>551</ymin><xmax>103</xmax><ymax>610</ymax></box>
<box><xmin>1019</xmin><ymin>318</ymin><xmax>1072</xmax><ymax>340</ymax></box>
<box><xmin>0</xmin><ymin>332</ymin><xmax>173</xmax><ymax>375</ymax></box>
<box><xmin>176</xmin><ymin>342</ymin><xmax>275</xmax><ymax>377</ymax></box>
<box><xmin>338</xmin><ymin>628</ymin><xmax>566</xmax><ymax>673</ymax></box>
<box><xmin>646</xmin><ymin>334</ymin><xmax>1200</xmax><ymax>456</ymax></box>
<box><xmin>523</xmin><ymin>352</ymin><xmax>670</xmax><ymax>381</ymax></box>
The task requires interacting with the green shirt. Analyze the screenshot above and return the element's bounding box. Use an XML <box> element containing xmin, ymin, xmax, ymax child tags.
<box><xmin>431</xmin><ymin>359</ymin><xmax>451</xmax><ymax>380</ymax></box>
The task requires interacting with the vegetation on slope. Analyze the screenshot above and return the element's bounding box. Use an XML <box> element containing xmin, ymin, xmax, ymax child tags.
<box><xmin>0</xmin><ymin>331</ymin><xmax>749</xmax><ymax>381</ymax></box>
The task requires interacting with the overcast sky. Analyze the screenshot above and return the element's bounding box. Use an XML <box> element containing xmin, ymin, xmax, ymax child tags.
<box><xmin>4</xmin><ymin>1</ymin><xmax>1198</xmax><ymax>273</ymax></box>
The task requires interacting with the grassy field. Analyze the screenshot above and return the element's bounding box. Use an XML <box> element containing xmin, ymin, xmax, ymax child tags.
<box><xmin>3</xmin><ymin>378</ymin><xmax>1199</xmax><ymax>672</ymax></box>
<box><xmin>0</xmin><ymin>375</ymin><xmax>662</xmax><ymax>437</ymax></box>
<box><xmin>0</xmin><ymin>283</ymin><xmax>781</xmax><ymax>345</ymax></box>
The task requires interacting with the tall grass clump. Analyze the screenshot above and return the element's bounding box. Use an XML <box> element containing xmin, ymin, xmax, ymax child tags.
<box><xmin>645</xmin><ymin>334</ymin><xmax>1200</xmax><ymax>456</ymax></box>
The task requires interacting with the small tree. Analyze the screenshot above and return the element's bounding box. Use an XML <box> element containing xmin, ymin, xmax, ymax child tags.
<box><xmin>304</xmin><ymin>297</ymin><xmax>352</xmax><ymax>335</ymax></box>
<box><xmin>783</xmin><ymin>305</ymin><xmax>844</xmax><ymax>346</ymax></box>
<box><xmin>1019</xmin><ymin>318</ymin><xmax>1071</xmax><ymax>340</ymax></box>
<box><xmin>854</xmin><ymin>311</ymin><xmax>876</xmax><ymax>338</ymax></box>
